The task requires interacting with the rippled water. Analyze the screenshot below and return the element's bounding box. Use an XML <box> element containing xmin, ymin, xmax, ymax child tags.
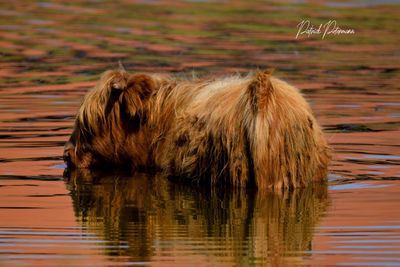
<box><xmin>0</xmin><ymin>0</ymin><xmax>399</xmax><ymax>266</ymax></box>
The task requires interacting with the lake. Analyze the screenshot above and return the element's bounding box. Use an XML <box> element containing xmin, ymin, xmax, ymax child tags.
<box><xmin>0</xmin><ymin>0</ymin><xmax>399</xmax><ymax>266</ymax></box>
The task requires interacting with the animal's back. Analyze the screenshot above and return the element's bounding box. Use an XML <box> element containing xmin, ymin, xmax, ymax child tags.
<box><xmin>152</xmin><ymin>72</ymin><xmax>330</xmax><ymax>189</ymax></box>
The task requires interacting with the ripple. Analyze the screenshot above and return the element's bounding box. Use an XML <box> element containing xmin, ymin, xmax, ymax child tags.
<box><xmin>318</xmin><ymin>226</ymin><xmax>400</xmax><ymax>230</ymax></box>
<box><xmin>329</xmin><ymin>182</ymin><xmax>390</xmax><ymax>190</ymax></box>
<box><xmin>50</xmin><ymin>163</ymin><xmax>67</xmax><ymax>169</ymax></box>
<box><xmin>368</xmin><ymin>165</ymin><xmax>391</xmax><ymax>169</ymax></box>
<box><xmin>336</xmin><ymin>105</ymin><xmax>361</xmax><ymax>108</ymax></box>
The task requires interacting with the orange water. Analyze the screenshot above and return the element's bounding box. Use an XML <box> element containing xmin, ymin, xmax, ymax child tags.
<box><xmin>1</xmin><ymin>0</ymin><xmax>399</xmax><ymax>266</ymax></box>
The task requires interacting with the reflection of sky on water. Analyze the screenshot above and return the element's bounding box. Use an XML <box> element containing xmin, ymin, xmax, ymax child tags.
<box><xmin>0</xmin><ymin>0</ymin><xmax>399</xmax><ymax>265</ymax></box>
<box><xmin>329</xmin><ymin>182</ymin><xmax>390</xmax><ymax>190</ymax></box>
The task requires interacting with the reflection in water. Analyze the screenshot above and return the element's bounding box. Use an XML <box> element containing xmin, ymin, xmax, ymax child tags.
<box><xmin>0</xmin><ymin>0</ymin><xmax>399</xmax><ymax>264</ymax></box>
<box><xmin>65</xmin><ymin>169</ymin><xmax>328</xmax><ymax>265</ymax></box>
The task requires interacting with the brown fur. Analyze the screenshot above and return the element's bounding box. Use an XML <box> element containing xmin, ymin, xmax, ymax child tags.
<box><xmin>64</xmin><ymin>68</ymin><xmax>330</xmax><ymax>190</ymax></box>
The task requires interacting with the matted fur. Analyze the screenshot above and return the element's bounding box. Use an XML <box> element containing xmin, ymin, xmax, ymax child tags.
<box><xmin>64</xmin><ymin>69</ymin><xmax>330</xmax><ymax>190</ymax></box>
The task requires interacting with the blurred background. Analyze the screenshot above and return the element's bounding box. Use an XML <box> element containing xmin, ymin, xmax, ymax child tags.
<box><xmin>0</xmin><ymin>0</ymin><xmax>399</xmax><ymax>266</ymax></box>
<box><xmin>0</xmin><ymin>0</ymin><xmax>398</xmax><ymax>79</ymax></box>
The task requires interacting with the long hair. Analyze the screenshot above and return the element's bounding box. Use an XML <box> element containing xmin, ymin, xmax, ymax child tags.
<box><xmin>65</xmin><ymin>69</ymin><xmax>330</xmax><ymax>190</ymax></box>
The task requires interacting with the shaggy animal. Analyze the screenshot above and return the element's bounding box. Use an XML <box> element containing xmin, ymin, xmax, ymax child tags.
<box><xmin>64</xmin><ymin>68</ymin><xmax>330</xmax><ymax>189</ymax></box>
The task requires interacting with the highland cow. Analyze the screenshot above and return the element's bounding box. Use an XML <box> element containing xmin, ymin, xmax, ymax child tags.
<box><xmin>63</xmin><ymin>68</ymin><xmax>330</xmax><ymax>190</ymax></box>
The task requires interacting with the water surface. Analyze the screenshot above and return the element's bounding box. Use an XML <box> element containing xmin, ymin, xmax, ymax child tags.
<box><xmin>0</xmin><ymin>0</ymin><xmax>399</xmax><ymax>265</ymax></box>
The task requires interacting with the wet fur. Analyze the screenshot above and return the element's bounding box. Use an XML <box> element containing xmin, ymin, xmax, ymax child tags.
<box><xmin>65</xmin><ymin>69</ymin><xmax>330</xmax><ymax>190</ymax></box>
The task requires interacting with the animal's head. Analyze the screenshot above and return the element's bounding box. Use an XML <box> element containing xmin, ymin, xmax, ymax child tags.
<box><xmin>64</xmin><ymin>68</ymin><xmax>156</xmax><ymax>169</ymax></box>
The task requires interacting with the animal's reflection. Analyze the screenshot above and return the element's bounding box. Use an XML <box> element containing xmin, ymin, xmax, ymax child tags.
<box><xmin>65</xmin><ymin>169</ymin><xmax>328</xmax><ymax>266</ymax></box>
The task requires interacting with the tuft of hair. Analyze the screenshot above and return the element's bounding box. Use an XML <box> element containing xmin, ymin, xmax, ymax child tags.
<box><xmin>72</xmin><ymin>69</ymin><xmax>156</xmax><ymax>167</ymax></box>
